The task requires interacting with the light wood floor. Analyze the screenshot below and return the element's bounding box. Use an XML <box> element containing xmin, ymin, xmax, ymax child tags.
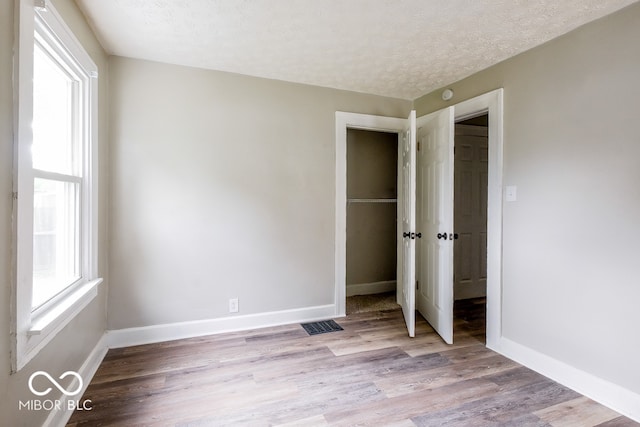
<box><xmin>68</xmin><ymin>298</ymin><xmax>637</xmax><ymax>426</ymax></box>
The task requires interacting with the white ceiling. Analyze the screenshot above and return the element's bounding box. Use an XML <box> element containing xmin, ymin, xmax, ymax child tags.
<box><xmin>75</xmin><ymin>0</ymin><xmax>637</xmax><ymax>100</ymax></box>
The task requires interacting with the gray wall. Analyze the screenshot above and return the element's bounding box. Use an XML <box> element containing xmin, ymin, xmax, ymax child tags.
<box><xmin>346</xmin><ymin>129</ymin><xmax>397</xmax><ymax>290</ymax></box>
<box><xmin>415</xmin><ymin>2</ymin><xmax>640</xmax><ymax>395</ymax></box>
<box><xmin>108</xmin><ymin>57</ymin><xmax>411</xmax><ymax>329</ymax></box>
<box><xmin>0</xmin><ymin>0</ymin><xmax>109</xmax><ymax>425</ymax></box>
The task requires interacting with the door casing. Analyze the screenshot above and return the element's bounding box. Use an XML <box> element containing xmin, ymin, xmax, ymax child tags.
<box><xmin>335</xmin><ymin>113</ymin><xmax>406</xmax><ymax>316</ymax></box>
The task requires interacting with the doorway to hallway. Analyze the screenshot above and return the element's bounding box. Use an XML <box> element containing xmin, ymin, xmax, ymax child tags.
<box><xmin>453</xmin><ymin>113</ymin><xmax>489</xmax><ymax>341</ymax></box>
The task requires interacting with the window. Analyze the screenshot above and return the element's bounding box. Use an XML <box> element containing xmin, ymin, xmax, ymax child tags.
<box><xmin>32</xmin><ymin>33</ymin><xmax>84</xmax><ymax>309</ymax></box>
<box><xmin>12</xmin><ymin>0</ymin><xmax>101</xmax><ymax>371</ymax></box>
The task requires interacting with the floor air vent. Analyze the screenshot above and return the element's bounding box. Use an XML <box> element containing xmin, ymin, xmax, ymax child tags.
<box><xmin>301</xmin><ymin>320</ymin><xmax>343</xmax><ymax>336</ymax></box>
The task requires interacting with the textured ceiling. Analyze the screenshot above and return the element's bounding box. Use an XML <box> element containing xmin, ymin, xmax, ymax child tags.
<box><xmin>75</xmin><ymin>0</ymin><xmax>637</xmax><ymax>100</ymax></box>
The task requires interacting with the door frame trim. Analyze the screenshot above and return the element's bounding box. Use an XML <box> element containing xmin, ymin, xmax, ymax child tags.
<box><xmin>453</xmin><ymin>88</ymin><xmax>504</xmax><ymax>349</ymax></box>
<box><xmin>334</xmin><ymin>112</ymin><xmax>406</xmax><ymax>317</ymax></box>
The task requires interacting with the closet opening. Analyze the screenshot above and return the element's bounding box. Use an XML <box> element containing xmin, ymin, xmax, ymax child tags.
<box><xmin>345</xmin><ymin>129</ymin><xmax>400</xmax><ymax>315</ymax></box>
<box><xmin>453</xmin><ymin>113</ymin><xmax>489</xmax><ymax>341</ymax></box>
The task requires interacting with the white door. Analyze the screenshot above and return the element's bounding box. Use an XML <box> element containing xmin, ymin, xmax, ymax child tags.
<box><xmin>415</xmin><ymin>107</ymin><xmax>455</xmax><ymax>344</ymax></box>
<box><xmin>454</xmin><ymin>124</ymin><xmax>488</xmax><ymax>300</ymax></box>
<box><xmin>397</xmin><ymin>110</ymin><xmax>417</xmax><ymax>337</ymax></box>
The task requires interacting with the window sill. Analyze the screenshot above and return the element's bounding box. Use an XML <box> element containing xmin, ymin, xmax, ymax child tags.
<box><xmin>28</xmin><ymin>278</ymin><xmax>103</xmax><ymax>337</ymax></box>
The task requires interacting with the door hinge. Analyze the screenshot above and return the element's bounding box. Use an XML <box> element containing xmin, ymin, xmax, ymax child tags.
<box><xmin>417</xmin><ymin>141</ymin><xmax>421</xmax><ymax>151</ymax></box>
<box><xmin>12</xmin><ymin>192</ymin><xmax>18</xmax><ymax>200</ymax></box>
<box><xmin>416</xmin><ymin>280</ymin><xmax>419</xmax><ymax>290</ymax></box>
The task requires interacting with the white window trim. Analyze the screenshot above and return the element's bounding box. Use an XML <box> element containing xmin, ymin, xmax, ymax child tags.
<box><xmin>11</xmin><ymin>0</ymin><xmax>101</xmax><ymax>372</ymax></box>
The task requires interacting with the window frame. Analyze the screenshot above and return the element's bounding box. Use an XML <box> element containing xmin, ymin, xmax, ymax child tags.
<box><xmin>12</xmin><ymin>0</ymin><xmax>102</xmax><ymax>372</ymax></box>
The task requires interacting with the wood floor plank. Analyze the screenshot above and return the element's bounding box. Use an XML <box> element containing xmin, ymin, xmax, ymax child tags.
<box><xmin>535</xmin><ymin>396</ymin><xmax>622</xmax><ymax>426</ymax></box>
<box><xmin>596</xmin><ymin>417</ymin><xmax>640</xmax><ymax>427</ymax></box>
<box><xmin>324</xmin><ymin>377</ymin><xmax>501</xmax><ymax>426</ymax></box>
<box><xmin>411</xmin><ymin>380</ymin><xmax>581</xmax><ymax>426</ymax></box>
<box><xmin>376</xmin><ymin>353</ymin><xmax>519</xmax><ymax>398</ymax></box>
<box><xmin>272</xmin><ymin>414</ymin><xmax>329</xmax><ymax>427</ymax></box>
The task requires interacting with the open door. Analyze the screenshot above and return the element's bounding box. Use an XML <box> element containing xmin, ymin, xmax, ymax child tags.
<box><xmin>415</xmin><ymin>107</ymin><xmax>455</xmax><ymax>344</ymax></box>
<box><xmin>397</xmin><ymin>111</ymin><xmax>417</xmax><ymax>337</ymax></box>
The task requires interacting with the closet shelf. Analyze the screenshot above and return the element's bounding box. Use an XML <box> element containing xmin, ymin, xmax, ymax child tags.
<box><xmin>347</xmin><ymin>198</ymin><xmax>397</xmax><ymax>204</ymax></box>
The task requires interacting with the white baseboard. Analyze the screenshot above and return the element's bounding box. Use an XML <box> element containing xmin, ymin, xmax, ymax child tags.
<box><xmin>43</xmin><ymin>334</ymin><xmax>108</xmax><ymax>427</ymax></box>
<box><xmin>346</xmin><ymin>280</ymin><xmax>396</xmax><ymax>297</ymax></box>
<box><xmin>497</xmin><ymin>337</ymin><xmax>640</xmax><ymax>423</ymax></box>
<box><xmin>106</xmin><ymin>304</ymin><xmax>337</xmax><ymax>349</ymax></box>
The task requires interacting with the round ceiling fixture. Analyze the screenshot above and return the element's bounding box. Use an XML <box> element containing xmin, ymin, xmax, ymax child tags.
<box><xmin>442</xmin><ymin>89</ymin><xmax>454</xmax><ymax>101</ymax></box>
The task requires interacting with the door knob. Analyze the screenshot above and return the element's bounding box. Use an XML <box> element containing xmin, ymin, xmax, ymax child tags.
<box><xmin>454</xmin><ymin>233</ymin><xmax>459</xmax><ymax>240</ymax></box>
<box><xmin>437</xmin><ymin>233</ymin><xmax>447</xmax><ymax>240</ymax></box>
<box><xmin>404</xmin><ymin>232</ymin><xmax>422</xmax><ymax>239</ymax></box>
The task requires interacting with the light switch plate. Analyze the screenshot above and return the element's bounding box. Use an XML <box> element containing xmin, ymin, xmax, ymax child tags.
<box><xmin>505</xmin><ymin>186</ymin><xmax>517</xmax><ymax>202</ymax></box>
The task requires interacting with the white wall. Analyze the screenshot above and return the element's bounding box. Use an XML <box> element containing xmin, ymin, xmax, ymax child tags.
<box><xmin>0</xmin><ymin>0</ymin><xmax>109</xmax><ymax>425</ymax></box>
<box><xmin>416</xmin><ymin>1</ymin><xmax>640</xmax><ymax>397</ymax></box>
<box><xmin>108</xmin><ymin>57</ymin><xmax>411</xmax><ymax>330</ymax></box>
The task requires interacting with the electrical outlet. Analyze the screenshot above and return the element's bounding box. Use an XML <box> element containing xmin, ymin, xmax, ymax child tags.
<box><xmin>229</xmin><ymin>298</ymin><xmax>239</xmax><ymax>313</ymax></box>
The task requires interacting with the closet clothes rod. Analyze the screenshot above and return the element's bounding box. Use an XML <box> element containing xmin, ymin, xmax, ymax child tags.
<box><xmin>347</xmin><ymin>198</ymin><xmax>398</xmax><ymax>203</ymax></box>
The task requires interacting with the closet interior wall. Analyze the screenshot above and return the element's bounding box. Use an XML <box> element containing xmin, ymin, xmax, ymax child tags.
<box><xmin>346</xmin><ymin>129</ymin><xmax>398</xmax><ymax>296</ymax></box>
